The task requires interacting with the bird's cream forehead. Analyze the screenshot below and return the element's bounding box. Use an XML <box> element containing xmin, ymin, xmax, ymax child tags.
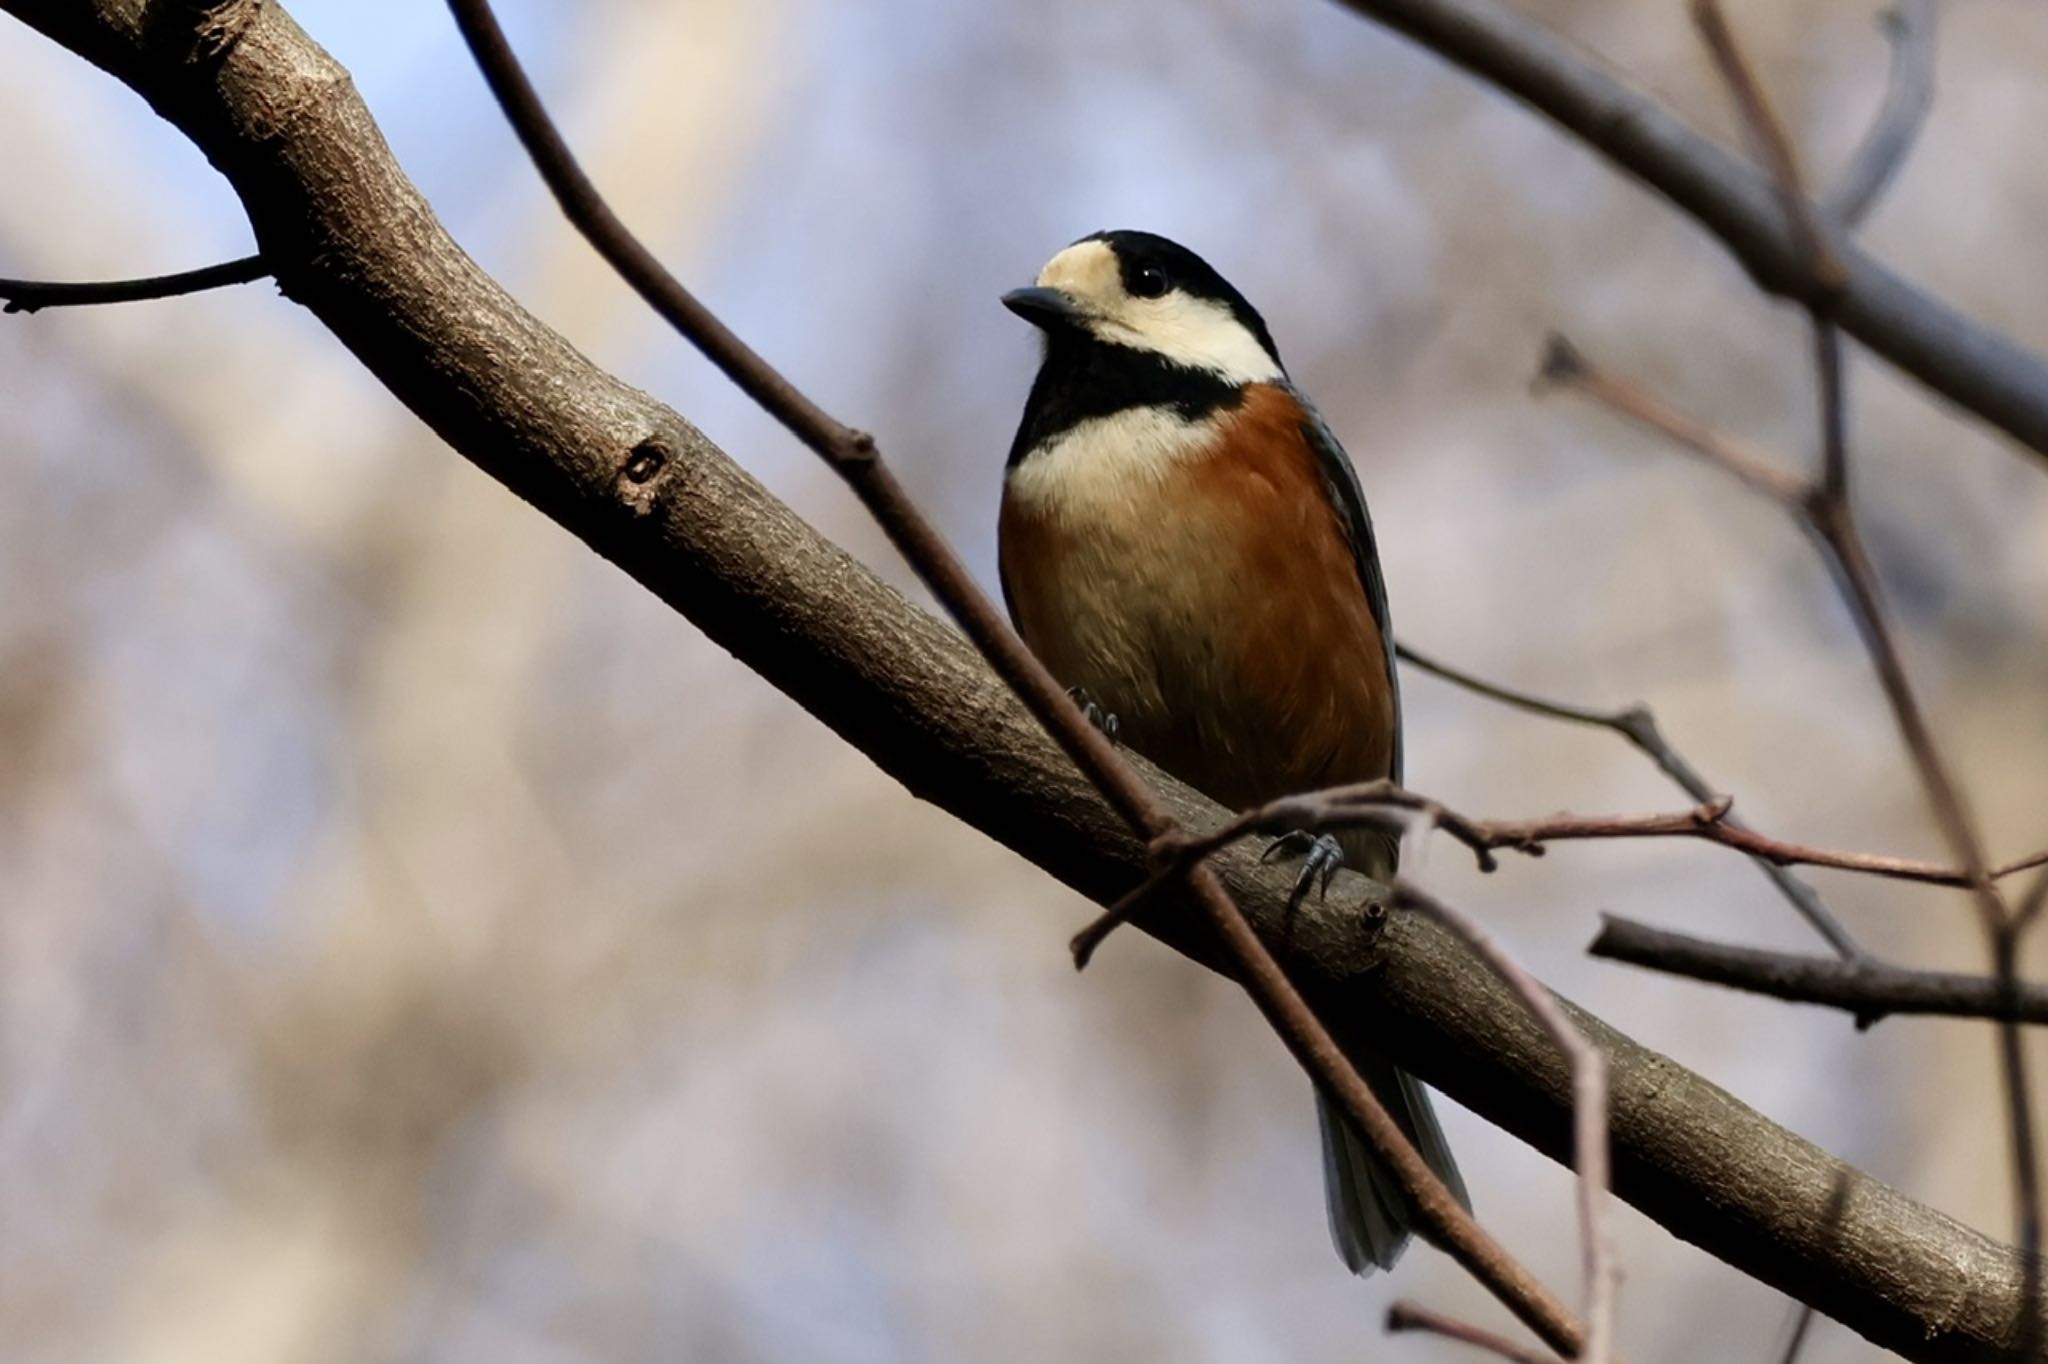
<box><xmin>1032</xmin><ymin>240</ymin><xmax>1282</xmax><ymax>385</ymax></box>
<box><xmin>1036</xmin><ymin>239</ymin><xmax>1122</xmax><ymax>298</ymax></box>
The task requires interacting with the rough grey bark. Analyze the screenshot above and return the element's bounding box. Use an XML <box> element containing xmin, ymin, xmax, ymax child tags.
<box><xmin>0</xmin><ymin>1</ymin><xmax>2035</xmax><ymax>1358</ymax></box>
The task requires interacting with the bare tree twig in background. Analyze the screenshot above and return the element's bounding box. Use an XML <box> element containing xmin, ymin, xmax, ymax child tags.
<box><xmin>1387</xmin><ymin>1300</ymin><xmax>1560</xmax><ymax>1364</ymax></box>
<box><xmin>1396</xmin><ymin>641</ymin><xmax>1866</xmax><ymax>962</ymax></box>
<box><xmin>1322</xmin><ymin>0</ymin><xmax>2048</xmax><ymax>460</ymax></box>
<box><xmin>1398</xmin><ymin>881</ymin><xmax>1615</xmax><ymax>1364</ymax></box>
<box><xmin>0</xmin><ymin>253</ymin><xmax>267</xmax><ymax>312</ymax></box>
<box><xmin>1823</xmin><ymin>0</ymin><xmax>1938</xmax><ymax>229</ymax></box>
<box><xmin>1538</xmin><ymin>337</ymin><xmax>1806</xmax><ymax>502</ymax></box>
<box><xmin>1590</xmin><ymin>915</ymin><xmax>2048</xmax><ymax>1028</ymax></box>
<box><xmin>438</xmin><ymin>0</ymin><xmax>1589</xmax><ymax>1352</ymax></box>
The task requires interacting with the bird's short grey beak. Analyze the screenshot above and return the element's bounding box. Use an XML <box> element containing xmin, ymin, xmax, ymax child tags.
<box><xmin>1001</xmin><ymin>286</ymin><xmax>1082</xmax><ymax>329</ymax></box>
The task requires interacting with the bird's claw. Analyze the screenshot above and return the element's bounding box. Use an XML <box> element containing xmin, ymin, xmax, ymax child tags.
<box><xmin>1065</xmin><ymin>686</ymin><xmax>1120</xmax><ymax>746</ymax></box>
<box><xmin>1262</xmin><ymin>831</ymin><xmax>1344</xmax><ymax>912</ymax></box>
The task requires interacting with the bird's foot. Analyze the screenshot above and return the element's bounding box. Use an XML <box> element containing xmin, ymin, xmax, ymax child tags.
<box><xmin>1262</xmin><ymin>831</ymin><xmax>1344</xmax><ymax>914</ymax></box>
<box><xmin>1065</xmin><ymin>686</ymin><xmax>1120</xmax><ymax>746</ymax></box>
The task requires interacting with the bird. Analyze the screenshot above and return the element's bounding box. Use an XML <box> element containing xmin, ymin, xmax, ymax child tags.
<box><xmin>996</xmin><ymin>229</ymin><xmax>1468</xmax><ymax>1274</ymax></box>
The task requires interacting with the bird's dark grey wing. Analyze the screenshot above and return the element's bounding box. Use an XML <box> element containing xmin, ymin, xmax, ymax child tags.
<box><xmin>1294</xmin><ymin>393</ymin><xmax>1401</xmax><ymax>785</ymax></box>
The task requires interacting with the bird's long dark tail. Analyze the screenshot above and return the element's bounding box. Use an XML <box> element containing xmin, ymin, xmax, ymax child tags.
<box><xmin>1316</xmin><ymin>1056</ymin><xmax>1469</xmax><ymax>1274</ymax></box>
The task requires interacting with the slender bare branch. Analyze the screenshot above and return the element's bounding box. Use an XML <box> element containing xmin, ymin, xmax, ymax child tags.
<box><xmin>1690</xmin><ymin>0</ymin><xmax>1846</xmax><ymax>300</ymax></box>
<box><xmin>0</xmin><ymin>253</ymin><xmax>267</xmax><ymax>312</ymax></box>
<box><xmin>1824</xmin><ymin>0</ymin><xmax>1938</xmax><ymax>230</ymax></box>
<box><xmin>1387</xmin><ymin>1301</ymin><xmax>1561</xmax><ymax>1364</ymax></box>
<box><xmin>1538</xmin><ymin>335</ymin><xmax>1805</xmax><ymax>503</ymax></box>
<box><xmin>1591</xmin><ymin>915</ymin><xmax>2048</xmax><ymax>1028</ymax></box>
<box><xmin>1397</xmin><ymin>641</ymin><xmax>1865</xmax><ymax>961</ymax></box>
<box><xmin>1400</xmin><ymin>882</ymin><xmax>1616</xmax><ymax>1364</ymax></box>
<box><xmin>1085</xmin><ymin>779</ymin><xmax>2048</xmax><ymax>954</ymax></box>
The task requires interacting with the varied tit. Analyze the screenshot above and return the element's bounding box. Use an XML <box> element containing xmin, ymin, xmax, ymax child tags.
<box><xmin>997</xmin><ymin>229</ymin><xmax>1468</xmax><ymax>1274</ymax></box>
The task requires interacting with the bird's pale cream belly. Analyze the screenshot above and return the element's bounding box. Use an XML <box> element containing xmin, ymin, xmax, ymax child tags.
<box><xmin>1000</xmin><ymin>392</ymin><xmax>1395</xmax><ymax>823</ymax></box>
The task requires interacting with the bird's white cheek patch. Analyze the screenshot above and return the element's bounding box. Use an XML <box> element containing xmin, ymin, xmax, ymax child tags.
<box><xmin>1007</xmin><ymin>406</ymin><xmax>1214</xmax><ymax>524</ymax></box>
<box><xmin>1096</xmin><ymin>296</ymin><xmax>1283</xmax><ymax>387</ymax></box>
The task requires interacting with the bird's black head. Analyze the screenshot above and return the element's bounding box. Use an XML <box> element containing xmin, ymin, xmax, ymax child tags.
<box><xmin>1002</xmin><ymin>230</ymin><xmax>1284</xmax><ymax>379</ymax></box>
<box><xmin>1002</xmin><ymin>231</ymin><xmax>1286</xmax><ymax>464</ymax></box>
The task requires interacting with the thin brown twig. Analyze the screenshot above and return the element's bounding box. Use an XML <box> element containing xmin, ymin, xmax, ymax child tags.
<box><xmin>2019</xmin><ymin>864</ymin><xmax>2048</xmax><ymax>935</ymax></box>
<box><xmin>1399</xmin><ymin>881</ymin><xmax>1615</xmax><ymax>1364</ymax></box>
<box><xmin>0</xmin><ymin>253</ymin><xmax>268</xmax><ymax>312</ymax></box>
<box><xmin>1396</xmin><ymin>641</ymin><xmax>1866</xmax><ymax>961</ymax></box>
<box><xmin>1590</xmin><ymin>915</ymin><xmax>2048</xmax><ymax>1028</ymax></box>
<box><xmin>1386</xmin><ymin>1301</ymin><xmax>1562</xmax><ymax>1364</ymax></box>
<box><xmin>1080</xmin><ymin>779</ymin><xmax>2048</xmax><ymax>960</ymax></box>
<box><xmin>1690</xmin><ymin>0</ymin><xmax>1847</xmax><ymax>298</ymax></box>
<box><xmin>438</xmin><ymin>0</ymin><xmax>1587</xmax><ymax>1352</ymax></box>
<box><xmin>1538</xmin><ymin>336</ymin><xmax>1806</xmax><ymax>503</ymax></box>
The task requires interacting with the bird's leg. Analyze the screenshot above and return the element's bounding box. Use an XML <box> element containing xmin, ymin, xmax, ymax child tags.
<box><xmin>1065</xmin><ymin>686</ymin><xmax>1120</xmax><ymax>746</ymax></box>
<box><xmin>1262</xmin><ymin>831</ymin><xmax>1344</xmax><ymax>915</ymax></box>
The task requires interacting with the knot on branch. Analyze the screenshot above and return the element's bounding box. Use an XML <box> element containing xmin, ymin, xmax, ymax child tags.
<box><xmin>1691</xmin><ymin>794</ymin><xmax>1737</xmax><ymax>826</ymax></box>
<box><xmin>837</xmin><ymin>428</ymin><xmax>879</xmax><ymax>466</ymax></box>
<box><xmin>613</xmin><ymin>437</ymin><xmax>676</xmax><ymax>515</ymax></box>
<box><xmin>620</xmin><ymin>439</ymin><xmax>670</xmax><ymax>485</ymax></box>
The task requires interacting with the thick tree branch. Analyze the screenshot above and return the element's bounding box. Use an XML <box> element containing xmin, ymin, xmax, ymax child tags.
<box><xmin>1</xmin><ymin>1</ymin><xmax>2039</xmax><ymax>1357</ymax></box>
<box><xmin>1324</xmin><ymin>0</ymin><xmax>2048</xmax><ymax>463</ymax></box>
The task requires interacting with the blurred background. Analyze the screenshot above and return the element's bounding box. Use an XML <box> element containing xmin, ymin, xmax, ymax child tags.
<box><xmin>3</xmin><ymin>0</ymin><xmax>2047</xmax><ymax>1359</ymax></box>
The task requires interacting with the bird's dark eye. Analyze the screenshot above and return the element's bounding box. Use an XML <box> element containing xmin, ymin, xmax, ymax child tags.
<box><xmin>1130</xmin><ymin>265</ymin><xmax>1171</xmax><ymax>299</ymax></box>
